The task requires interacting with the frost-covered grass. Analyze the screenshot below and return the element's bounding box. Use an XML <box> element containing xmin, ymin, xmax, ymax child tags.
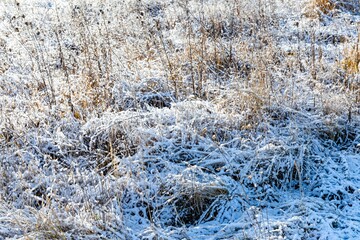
<box><xmin>0</xmin><ymin>0</ymin><xmax>360</xmax><ymax>239</ymax></box>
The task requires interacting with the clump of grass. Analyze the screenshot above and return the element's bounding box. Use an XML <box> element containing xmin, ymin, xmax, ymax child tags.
<box><xmin>159</xmin><ymin>167</ymin><xmax>229</xmax><ymax>226</ymax></box>
<box><xmin>339</xmin><ymin>30</ymin><xmax>360</xmax><ymax>98</ymax></box>
<box><xmin>341</xmin><ymin>45</ymin><xmax>359</xmax><ymax>75</ymax></box>
<box><xmin>2</xmin><ymin>0</ymin><xmax>360</xmax><ymax>239</ymax></box>
<box><xmin>314</xmin><ymin>0</ymin><xmax>335</xmax><ymax>14</ymax></box>
<box><xmin>305</xmin><ymin>0</ymin><xmax>359</xmax><ymax>19</ymax></box>
<box><xmin>304</xmin><ymin>0</ymin><xmax>335</xmax><ymax>19</ymax></box>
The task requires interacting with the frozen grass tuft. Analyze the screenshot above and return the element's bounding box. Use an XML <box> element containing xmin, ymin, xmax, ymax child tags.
<box><xmin>1</xmin><ymin>0</ymin><xmax>360</xmax><ymax>239</ymax></box>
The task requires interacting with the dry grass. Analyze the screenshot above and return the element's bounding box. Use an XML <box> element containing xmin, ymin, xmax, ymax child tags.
<box><xmin>341</xmin><ymin>45</ymin><xmax>360</xmax><ymax>75</ymax></box>
<box><xmin>1</xmin><ymin>0</ymin><xmax>360</xmax><ymax>239</ymax></box>
<box><xmin>305</xmin><ymin>0</ymin><xmax>360</xmax><ymax>19</ymax></box>
<box><xmin>304</xmin><ymin>0</ymin><xmax>335</xmax><ymax>18</ymax></box>
<box><xmin>339</xmin><ymin>29</ymin><xmax>360</xmax><ymax>100</ymax></box>
<box><xmin>315</xmin><ymin>0</ymin><xmax>336</xmax><ymax>14</ymax></box>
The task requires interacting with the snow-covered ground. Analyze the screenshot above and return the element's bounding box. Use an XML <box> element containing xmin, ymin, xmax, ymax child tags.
<box><xmin>0</xmin><ymin>0</ymin><xmax>360</xmax><ymax>239</ymax></box>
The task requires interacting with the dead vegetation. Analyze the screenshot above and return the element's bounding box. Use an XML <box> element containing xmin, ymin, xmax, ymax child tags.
<box><xmin>1</xmin><ymin>0</ymin><xmax>360</xmax><ymax>239</ymax></box>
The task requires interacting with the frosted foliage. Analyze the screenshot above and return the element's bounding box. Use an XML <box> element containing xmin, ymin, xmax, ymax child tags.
<box><xmin>1</xmin><ymin>0</ymin><xmax>360</xmax><ymax>239</ymax></box>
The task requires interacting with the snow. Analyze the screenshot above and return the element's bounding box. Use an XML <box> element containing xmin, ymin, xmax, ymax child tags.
<box><xmin>1</xmin><ymin>0</ymin><xmax>360</xmax><ymax>239</ymax></box>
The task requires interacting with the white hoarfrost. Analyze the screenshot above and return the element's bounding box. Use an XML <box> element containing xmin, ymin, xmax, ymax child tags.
<box><xmin>0</xmin><ymin>0</ymin><xmax>360</xmax><ymax>239</ymax></box>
